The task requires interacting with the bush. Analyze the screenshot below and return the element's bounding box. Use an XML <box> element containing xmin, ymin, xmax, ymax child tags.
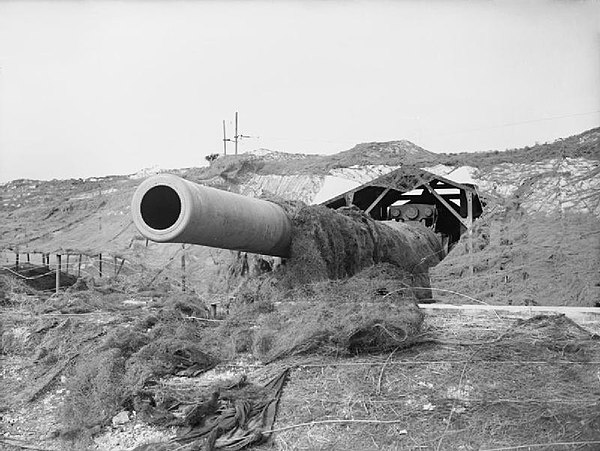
<box><xmin>205</xmin><ymin>153</ymin><xmax>219</xmax><ymax>163</ymax></box>
<box><xmin>124</xmin><ymin>338</ymin><xmax>217</xmax><ymax>390</ymax></box>
<box><xmin>101</xmin><ymin>327</ymin><xmax>151</xmax><ymax>359</ymax></box>
<box><xmin>62</xmin><ymin>349</ymin><xmax>127</xmax><ymax>430</ymax></box>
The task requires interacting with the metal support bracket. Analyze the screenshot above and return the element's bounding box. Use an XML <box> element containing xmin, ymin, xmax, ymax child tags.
<box><xmin>423</xmin><ymin>183</ymin><xmax>469</xmax><ymax>228</ymax></box>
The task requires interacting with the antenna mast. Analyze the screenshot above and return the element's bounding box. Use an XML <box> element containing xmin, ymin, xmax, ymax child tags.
<box><xmin>222</xmin><ymin>120</ymin><xmax>228</xmax><ymax>155</ymax></box>
<box><xmin>235</xmin><ymin>112</ymin><xmax>238</xmax><ymax>155</ymax></box>
<box><xmin>222</xmin><ymin>111</ymin><xmax>251</xmax><ymax>156</ymax></box>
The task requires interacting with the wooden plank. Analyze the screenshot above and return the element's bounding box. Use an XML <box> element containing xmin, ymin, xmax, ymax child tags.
<box><xmin>115</xmin><ymin>258</ymin><xmax>125</xmax><ymax>277</ymax></box>
<box><xmin>55</xmin><ymin>254</ymin><xmax>61</xmax><ymax>294</ymax></box>
<box><xmin>398</xmin><ymin>194</ymin><xmax>461</xmax><ymax>200</ymax></box>
<box><xmin>365</xmin><ymin>187</ymin><xmax>391</xmax><ymax>215</ymax></box>
<box><xmin>429</xmin><ymin>176</ymin><xmax>471</xmax><ymax>192</ymax></box>
<box><xmin>466</xmin><ymin>191</ymin><xmax>474</xmax><ymax>276</ymax></box>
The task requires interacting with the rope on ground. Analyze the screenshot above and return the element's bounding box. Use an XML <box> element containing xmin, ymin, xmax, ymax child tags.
<box><xmin>264</xmin><ymin>418</ymin><xmax>408</xmax><ymax>434</ymax></box>
<box><xmin>383</xmin><ymin>286</ymin><xmax>491</xmax><ymax>306</ymax></box>
<box><xmin>186</xmin><ymin>316</ymin><xmax>224</xmax><ymax>323</ymax></box>
<box><xmin>293</xmin><ymin>359</ymin><xmax>600</xmax><ymax>368</ymax></box>
<box><xmin>435</xmin><ymin>359</ymin><xmax>470</xmax><ymax>451</ymax></box>
<box><xmin>481</xmin><ymin>441</ymin><xmax>600</xmax><ymax>451</ymax></box>
<box><xmin>376</xmin><ymin>346</ymin><xmax>400</xmax><ymax>396</ymax></box>
<box><xmin>276</xmin><ymin>397</ymin><xmax>597</xmax><ymax>405</ymax></box>
<box><xmin>383</xmin><ymin>286</ymin><xmax>503</xmax><ymax>320</ymax></box>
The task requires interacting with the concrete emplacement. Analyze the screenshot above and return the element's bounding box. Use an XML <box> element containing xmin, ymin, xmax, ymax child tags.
<box><xmin>131</xmin><ymin>174</ymin><xmax>293</xmax><ymax>258</ymax></box>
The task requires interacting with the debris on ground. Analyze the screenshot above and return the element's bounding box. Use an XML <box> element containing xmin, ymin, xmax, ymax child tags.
<box><xmin>138</xmin><ymin>368</ymin><xmax>290</xmax><ymax>451</ymax></box>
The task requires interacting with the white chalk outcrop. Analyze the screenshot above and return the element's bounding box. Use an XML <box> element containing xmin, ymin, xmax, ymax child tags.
<box><xmin>237</xmin><ymin>158</ymin><xmax>599</xmax><ymax>216</ymax></box>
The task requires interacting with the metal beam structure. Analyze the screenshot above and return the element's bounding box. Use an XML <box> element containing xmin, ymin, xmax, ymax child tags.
<box><xmin>365</xmin><ymin>187</ymin><xmax>391</xmax><ymax>215</ymax></box>
<box><xmin>423</xmin><ymin>183</ymin><xmax>469</xmax><ymax>228</ymax></box>
<box><xmin>321</xmin><ymin>165</ymin><xmax>483</xmax><ymax>250</ymax></box>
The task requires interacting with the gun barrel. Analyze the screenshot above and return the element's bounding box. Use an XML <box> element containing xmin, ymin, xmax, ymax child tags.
<box><xmin>131</xmin><ymin>174</ymin><xmax>292</xmax><ymax>257</ymax></box>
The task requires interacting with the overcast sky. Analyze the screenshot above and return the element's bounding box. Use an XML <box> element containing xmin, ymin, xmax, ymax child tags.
<box><xmin>0</xmin><ymin>0</ymin><xmax>599</xmax><ymax>182</ymax></box>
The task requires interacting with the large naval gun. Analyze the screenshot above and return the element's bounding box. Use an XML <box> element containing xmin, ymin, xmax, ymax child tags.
<box><xmin>131</xmin><ymin>174</ymin><xmax>447</xmax><ymax>269</ymax></box>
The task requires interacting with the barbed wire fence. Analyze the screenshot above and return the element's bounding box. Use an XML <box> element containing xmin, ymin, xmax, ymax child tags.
<box><xmin>0</xmin><ymin>248</ymin><xmax>195</xmax><ymax>295</ymax></box>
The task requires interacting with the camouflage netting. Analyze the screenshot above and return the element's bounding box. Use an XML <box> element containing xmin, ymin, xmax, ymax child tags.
<box><xmin>285</xmin><ymin>205</ymin><xmax>441</xmax><ymax>294</ymax></box>
<box><xmin>0</xmin><ymin>199</ymin><xmax>443</xmax><ymax>449</ymax></box>
<box><xmin>432</xmin><ymin>209</ymin><xmax>600</xmax><ymax>307</ymax></box>
<box><xmin>221</xmin><ymin>263</ymin><xmax>426</xmax><ymax>363</ymax></box>
<box><xmin>226</xmin><ymin>203</ymin><xmax>443</xmax><ymax>302</ymax></box>
<box><xmin>217</xmin><ymin>204</ymin><xmax>443</xmax><ymax>361</ymax></box>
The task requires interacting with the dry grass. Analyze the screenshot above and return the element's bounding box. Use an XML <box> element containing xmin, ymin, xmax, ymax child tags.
<box><xmin>3</xmin><ymin>276</ymin><xmax>600</xmax><ymax>451</ymax></box>
<box><xmin>432</xmin><ymin>211</ymin><xmax>600</xmax><ymax>307</ymax></box>
<box><xmin>269</xmin><ymin>314</ymin><xmax>600</xmax><ymax>451</ymax></box>
<box><xmin>0</xmin><ymin>287</ymin><xmax>221</xmax><ymax>437</ymax></box>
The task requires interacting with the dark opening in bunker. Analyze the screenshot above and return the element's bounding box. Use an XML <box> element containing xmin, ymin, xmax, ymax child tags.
<box><xmin>140</xmin><ymin>185</ymin><xmax>182</xmax><ymax>230</ymax></box>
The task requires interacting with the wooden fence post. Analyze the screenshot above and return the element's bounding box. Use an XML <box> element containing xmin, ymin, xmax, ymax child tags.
<box><xmin>56</xmin><ymin>254</ymin><xmax>62</xmax><ymax>294</ymax></box>
<box><xmin>77</xmin><ymin>254</ymin><xmax>82</xmax><ymax>278</ymax></box>
<box><xmin>116</xmin><ymin>258</ymin><xmax>125</xmax><ymax>277</ymax></box>
<box><xmin>467</xmin><ymin>191</ymin><xmax>474</xmax><ymax>279</ymax></box>
<box><xmin>98</xmin><ymin>253</ymin><xmax>103</xmax><ymax>278</ymax></box>
<box><xmin>181</xmin><ymin>252</ymin><xmax>186</xmax><ymax>292</ymax></box>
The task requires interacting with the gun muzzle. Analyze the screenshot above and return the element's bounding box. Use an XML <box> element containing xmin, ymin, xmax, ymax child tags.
<box><xmin>131</xmin><ymin>174</ymin><xmax>292</xmax><ymax>257</ymax></box>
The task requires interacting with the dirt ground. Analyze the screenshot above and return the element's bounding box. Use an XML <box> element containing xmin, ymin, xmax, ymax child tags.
<box><xmin>2</xmin><ymin>292</ymin><xmax>600</xmax><ymax>451</ymax></box>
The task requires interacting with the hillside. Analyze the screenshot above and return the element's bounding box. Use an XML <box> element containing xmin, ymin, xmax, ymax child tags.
<box><xmin>441</xmin><ymin>127</ymin><xmax>600</xmax><ymax>168</ymax></box>
<box><xmin>1</xmin><ymin>128</ymin><xmax>599</xmax><ymax>306</ymax></box>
